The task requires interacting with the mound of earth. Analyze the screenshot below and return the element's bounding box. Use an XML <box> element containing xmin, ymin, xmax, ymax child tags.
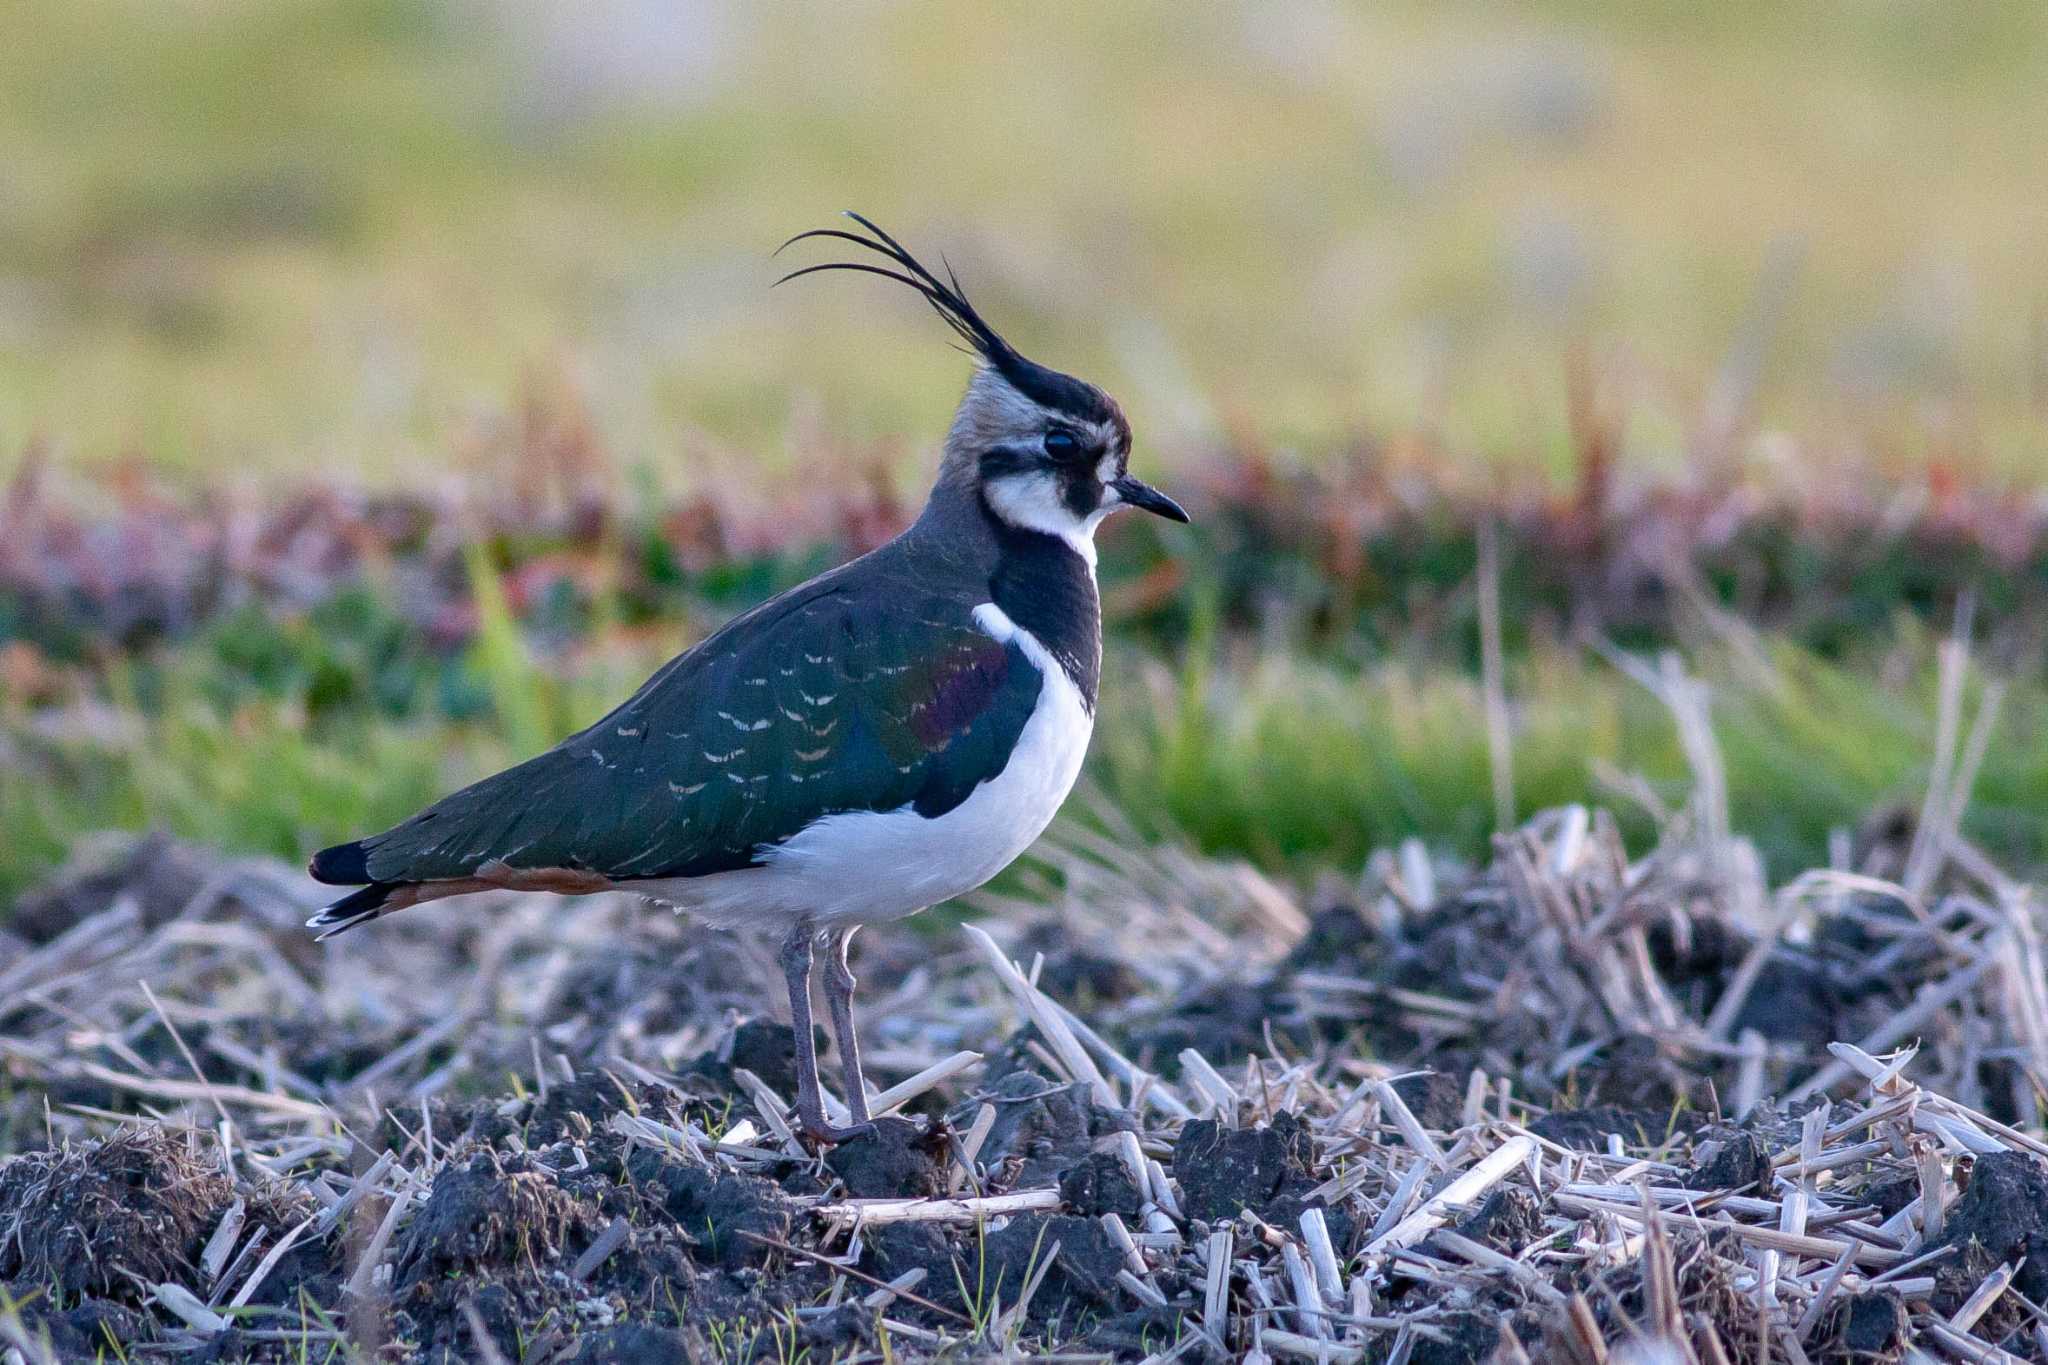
<box><xmin>2</xmin><ymin>807</ymin><xmax>2043</xmax><ymax>1360</ymax></box>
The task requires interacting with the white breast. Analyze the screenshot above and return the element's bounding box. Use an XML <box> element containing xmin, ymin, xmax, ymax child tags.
<box><xmin>635</xmin><ymin>602</ymin><xmax>1093</xmax><ymax>930</ymax></box>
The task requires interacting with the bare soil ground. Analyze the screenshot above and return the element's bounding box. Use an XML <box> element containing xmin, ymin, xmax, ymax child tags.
<box><xmin>4</xmin><ymin>791</ymin><xmax>2047</xmax><ymax>1362</ymax></box>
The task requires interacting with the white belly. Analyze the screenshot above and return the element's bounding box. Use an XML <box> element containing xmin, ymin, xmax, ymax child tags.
<box><xmin>633</xmin><ymin>604</ymin><xmax>1092</xmax><ymax>930</ymax></box>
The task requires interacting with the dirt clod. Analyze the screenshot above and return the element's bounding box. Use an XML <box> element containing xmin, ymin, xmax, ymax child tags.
<box><xmin>978</xmin><ymin>1213</ymin><xmax>1129</xmax><ymax>1320</ymax></box>
<box><xmin>1087</xmin><ymin>1305</ymin><xmax>1187</xmax><ymax>1358</ymax></box>
<box><xmin>1830</xmin><ymin>1292</ymin><xmax>1908</xmax><ymax>1358</ymax></box>
<box><xmin>3</xmin><ymin>1294</ymin><xmax>148</xmax><ymax>1359</ymax></box>
<box><xmin>797</xmin><ymin>1301</ymin><xmax>877</xmax><ymax>1354</ymax></box>
<box><xmin>1438</xmin><ymin>1186</ymin><xmax>1544</xmax><ymax>1254</ymax></box>
<box><xmin>395</xmin><ymin>1150</ymin><xmax>600</xmax><ymax>1290</ymax></box>
<box><xmin>1685</xmin><ymin>1128</ymin><xmax>1772</xmax><ymax>1192</ymax></box>
<box><xmin>1924</xmin><ymin>1151</ymin><xmax>2048</xmax><ymax>1320</ymax></box>
<box><xmin>1173</xmin><ymin>1111</ymin><xmax>1319</xmax><ymax>1224</ymax></box>
<box><xmin>975</xmin><ymin>1070</ymin><xmax>1134</xmax><ymax>1189</ymax></box>
<box><xmin>1389</xmin><ymin>1071</ymin><xmax>1466</xmax><ymax>1131</ymax></box>
<box><xmin>862</xmin><ymin>1221</ymin><xmax>957</xmax><ymax>1297</ymax></box>
<box><xmin>570</xmin><ymin>1323</ymin><xmax>692</xmax><ymax>1363</ymax></box>
<box><xmin>1012</xmin><ymin>922</ymin><xmax>1145</xmax><ymax>1006</ymax></box>
<box><xmin>826</xmin><ymin>1115</ymin><xmax>946</xmax><ymax>1198</ymax></box>
<box><xmin>1528</xmin><ymin>1105</ymin><xmax>1665</xmax><ymax>1152</ymax></box>
<box><xmin>681</xmin><ymin>1019</ymin><xmax>803</xmax><ymax>1101</ymax></box>
<box><xmin>627</xmin><ymin>1153</ymin><xmax>791</xmax><ymax>1268</ymax></box>
<box><xmin>1059</xmin><ymin>1149</ymin><xmax>1147</xmax><ymax>1219</ymax></box>
<box><xmin>0</xmin><ymin>1128</ymin><xmax>234</xmax><ymax>1299</ymax></box>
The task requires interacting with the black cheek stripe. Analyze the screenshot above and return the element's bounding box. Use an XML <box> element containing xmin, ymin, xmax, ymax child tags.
<box><xmin>1060</xmin><ymin>470</ymin><xmax>1103</xmax><ymax>518</ymax></box>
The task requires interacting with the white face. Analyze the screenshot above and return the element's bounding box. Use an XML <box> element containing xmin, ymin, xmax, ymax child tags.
<box><xmin>952</xmin><ymin>370</ymin><xmax>1130</xmax><ymax>566</ymax></box>
<box><xmin>982</xmin><ymin>454</ymin><xmax>1129</xmax><ymax>563</ymax></box>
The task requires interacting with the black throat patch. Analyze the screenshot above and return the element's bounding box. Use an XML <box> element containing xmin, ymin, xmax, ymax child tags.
<box><xmin>982</xmin><ymin>505</ymin><xmax>1102</xmax><ymax>710</ymax></box>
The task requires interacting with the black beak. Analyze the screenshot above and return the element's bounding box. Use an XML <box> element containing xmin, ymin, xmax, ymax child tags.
<box><xmin>1112</xmin><ymin>475</ymin><xmax>1190</xmax><ymax>523</ymax></box>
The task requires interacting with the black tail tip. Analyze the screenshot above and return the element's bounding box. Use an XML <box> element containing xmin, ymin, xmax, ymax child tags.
<box><xmin>309</xmin><ymin>840</ymin><xmax>371</xmax><ymax>886</ymax></box>
<box><xmin>306</xmin><ymin>882</ymin><xmax>397</xmax><ymax>941</ymax></box>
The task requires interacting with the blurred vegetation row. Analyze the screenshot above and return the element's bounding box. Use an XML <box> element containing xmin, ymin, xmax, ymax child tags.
<box><xmin>4</xmin><ymin>0</ymin><xmax>2047</xmax><ymax>484</ymax></box>
<box><xmin>5</xmin><ymin>431</ymin><xmax>2044</xmax><ymax>906</ymax></box>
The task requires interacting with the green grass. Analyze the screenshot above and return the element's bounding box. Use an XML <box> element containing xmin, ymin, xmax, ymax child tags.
<box><xmin>1095</xmin><ymin>633</ymin><xmax>2044</xmax><ymax>877</ymax></box>
<box><xmin>3</xmin><ymin>0</ymin><xmax>2046</xmax><ymax>485</ymax></box>
<box><xmin>7</xmin><ymin>606</ymin><xmax>2040</xmax><ymax>909</ymax></box>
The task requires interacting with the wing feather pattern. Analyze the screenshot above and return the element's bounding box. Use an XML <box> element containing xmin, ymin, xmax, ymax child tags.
<box><xmin>328</xmin><ymin>577</ymin><xmax>1042</xmax><ymax>889</ymax></box>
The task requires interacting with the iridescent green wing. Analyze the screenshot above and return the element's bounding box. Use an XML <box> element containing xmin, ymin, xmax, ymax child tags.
<box><xmin>345</xmin><ymin>580</ymin><xmax>1042</xmax><ymax>885</ymax></box>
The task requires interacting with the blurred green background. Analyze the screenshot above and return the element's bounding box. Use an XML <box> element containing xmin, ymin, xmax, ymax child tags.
<box><xmin>4</xmin><ymin>0</ymin><xmax>2047</xmax><ymax>909</ymax></box>
<box><xmin>6</xmin><ymin>0</ymin><xmax>2046</xmax><ymax>486</ymax></box>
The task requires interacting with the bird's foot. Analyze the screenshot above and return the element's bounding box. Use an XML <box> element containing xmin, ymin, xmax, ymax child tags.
<box><xmin>796</xmin><ymin>1118</ymin><xmax>877</xmax><ymax>1149</ymax></box>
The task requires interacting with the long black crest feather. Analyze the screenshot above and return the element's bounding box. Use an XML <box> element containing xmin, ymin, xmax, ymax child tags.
<box><xmin>775</xmin><ymin>212</ymin><xmax>1021</xmax><ymax>371</ymax></box>
<box><xmin>775</xmin><ymin>211</ymin><xmax>1121</xmax><ymax>428</ymax></box>
<box><xmin>774</xmin><ymin>209</ymin><xmax>1040</xmax><ymax>368</ymax></box>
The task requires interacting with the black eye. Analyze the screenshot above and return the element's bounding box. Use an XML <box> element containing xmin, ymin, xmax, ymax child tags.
<box><xmin>1043</xmin><ymin>431</ymin><xmax>1080</xmax><ymax>459</ymax></box>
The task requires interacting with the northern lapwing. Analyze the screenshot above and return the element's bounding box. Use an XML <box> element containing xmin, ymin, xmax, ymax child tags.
<box><xmin>307</xmin><ymin>214</ymin><xmax>1189</xmax><ymax>1142</ymax></box>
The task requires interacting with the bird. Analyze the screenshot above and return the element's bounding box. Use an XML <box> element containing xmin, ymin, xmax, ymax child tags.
<box><xmin>305</xmin><ymin>212</ymin><xmax>1189</xmax><ymax>1143</ymax></box>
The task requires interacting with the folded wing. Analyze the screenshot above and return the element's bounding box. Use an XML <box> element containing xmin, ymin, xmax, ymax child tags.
<box><xmin>312</xmin><ymin>579</ymin><xmax>1042</xmax><ymax>892</ymax></box>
